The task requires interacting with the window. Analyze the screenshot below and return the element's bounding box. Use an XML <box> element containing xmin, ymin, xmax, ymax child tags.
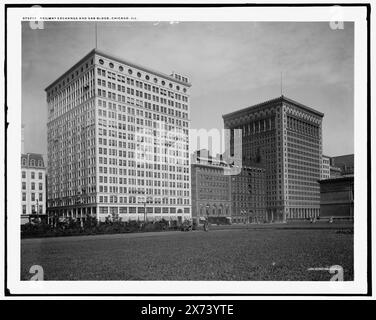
<box><xmin>31</xmin><ymin>172</ymin><xmax>35</xmax><ymax>179</ymax></box>
<box><xmin>39</xmin><ymin>193</ymin><xmax>43</xmax><ymax>201</ymax></box>
<box><xmin>39</xmin><ymin>172</ymin><xmax>43</xmax><ymax>179</ymax></box>
<box><xmin>31</xmin><ymin>205</ymin><xmax>35</xmax><ymax>213</ymax></box>
<box><xmin>128</xmin><ymin>69</ymin><xmax>133</xmax><ymax>75</ymax></box>
<box><xmin>119</xmin><ymin>65</ymin><xmax>124</xmax><ymax>72</ymax></box>
<box><xmin>22</xmin><ymin>193</ymin><xmax>26</xmax><ymax>201</ymax></box>
<box><xmin>31</xmin><ymin>193</ymin><xmax>35</xmax><ymax>201</ymax></box>
<box><xmin>22</xmin><ymin>205</ymin><xmax>26</xmax><ymax>214</ymax></box>
<box><xmin>22</xmin><ymin>171</ymin><xmax>26</xmax><ymax>179</ymax></box>
<box><xmin>145</xmin><ymin>75</ymin><xmax>150</xmax><ymax>80</ymax></box>
<box><xmin>31</xmin><ymin>182</ymin><xmax>35</xmax><ymax>190</ymax></box>
<box><xmin>99</xmin><ymin>59</ymin><xmax>104</xmax><ymax>65</ymax></box>
<box><xmin>109</xmin><ymin>62</ymin><xmax>114</xmax><ymax>68</ymax></box>
<box><xmin>39</xmin><ymin>183</ymin><xmax>43</xmax><ymax>190</ymax></box>
<box><xmin>137</xmin><ymin>72</ymin><xmax>141</xmax><ymax>78</ymax></box>
<box><xmin>22</xmin><ymin>182</ymin><xmax>26</xmax><ymax>190</ymax></box>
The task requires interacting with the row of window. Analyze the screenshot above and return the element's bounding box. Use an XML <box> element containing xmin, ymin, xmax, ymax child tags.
<box><xmin>97</xmin><ymin>88</ymin><xmax>189</xmax><ymax>116</ymax></box>
<box><xmin>47</xmin><ymin>58</ymin><xmax>94</xmax><ymax>96</ymax></box>
<box><xmin>97</xmin><ymin>76</ymin><xmax>188</xmax><ymax>102</ymax></box>
<box><xmin>98</xmin><ymin>206</ymin><xmax>190</xmax><ymax>214</ymax></box>
<box><xmin>98</xmin><ymin>196</ymin><xmax>189</xmax><ymax>205</ymax></box>
<box><xmin>97</xmin><ymin>63</ymin><xmax>188</xmax><ymax>91</ymax></box>
<box><xmin>22</xmin><ymin>171</ymin><xmax>43</xmax><ymax>179</ymax></box>
<box><xmin>286</xmin><ymin>116</ymin><xmax>320</xmax><ymax>137</ymax></box>
<box><xmin>22</xmin><ymin>205</ymin><xmax>43</xmax><ymax>214</ymax></box>
<box><xmin>21</xmin><ymin>159</ymin><xmax>44</xmax><ymax>167</ymax></box>
<box><xmin>22</xmin><ymin>182</ymin><xmax>43</xmax><ymax>190</ymax></box>
<box><xmin>22</xmin><ymin>192</ymin><xmax>43</xmax><ymax>201</ymax></box>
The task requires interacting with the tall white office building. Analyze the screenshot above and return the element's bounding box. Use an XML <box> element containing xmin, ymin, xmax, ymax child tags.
<box><xmin>46</xmin><ymin>49</ymin><xmax>191</xmax><ymax>222</ymax></box>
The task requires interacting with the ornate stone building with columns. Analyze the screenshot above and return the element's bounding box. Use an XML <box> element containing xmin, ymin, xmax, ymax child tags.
<box><xmin>223</xmin><ymin>96</ymin><xmax>323</xmax><ymax>222</ymax></box>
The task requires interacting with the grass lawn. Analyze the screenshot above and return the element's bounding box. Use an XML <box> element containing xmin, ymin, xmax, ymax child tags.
<box><xmin>20</xmin><ymin>223</ymin><xmax>353</xmax><ymax>281</ymax></box>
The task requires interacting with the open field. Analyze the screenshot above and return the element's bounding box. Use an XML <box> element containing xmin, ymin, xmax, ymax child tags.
<box><xmin>21</xmin><ymin>222</ymin><xmax>353</xmax><ymax>281</ymax></box>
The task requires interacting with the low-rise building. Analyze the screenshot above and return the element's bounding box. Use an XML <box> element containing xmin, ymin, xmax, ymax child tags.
<box><xmin>318</xmin><ymin>176</ymin><xmax>354</xmax><ymax>219</ymax></box>
<box><xmin>331</xmin><ymin>154</ymin><xmax>354</xmax><ymax>175</ymax></box>
<box><xmin>321</xmin><ymin>154</ymin><xmax>354</xmax><ymax>178</ymax></box>
<box><xmin>191</xmin><ymin>155</ymin><xmax>232</xmax><ymax>225</ymax></box>
<box><xmin>191</xmin><ymin>151</ymin><xmax>266</xmax><ymax>224</ymax></box>
<box><xmin>21</xmin><ymin>153</ymin><xmax>47</xmax><ymax>224</ymax></box>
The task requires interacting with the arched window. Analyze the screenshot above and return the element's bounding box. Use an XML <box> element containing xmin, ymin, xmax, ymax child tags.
<box><xmin>30</xmin><ymin>159</ymin><xmax>35</xmax><ymax>166</ymax></box>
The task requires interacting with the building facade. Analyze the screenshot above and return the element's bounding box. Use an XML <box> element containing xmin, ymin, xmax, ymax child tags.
<box><xmin>321</xmin><ymin>155</ymin><xmax>331</xmax><ymax>180</ymax></box>
<box><xmin>318</xmin><ymin>176</ymin><xmax>354</xmax><ymax>219</ymax></box>
<box><xmin>320</xmin><ymin>154</ymin><xmax>354</xmax><ymax>179</ymax></box>
<box><xmin>331</xmin><ymin>154</ymin><xmax>354</xmax><ymax>175</ymax></box>
<box><xmin>223</xmin><ymin>96</ymin><xmax>323</xmax><ymax>222</ymax></box>
<box><xmin>21</xmin><ymin>153</ymin><xmax>46</xmax><ymax>223</ymax></box>
<box><xmin>329</xmin><ymin>165</ymin><xmax>342</xmax><ymax>178</ymax></box>
<box><xmin>191</xmin><ymin>156</ymin><xmax>232</xmax><ymax>224</ymax></box>
<box><xmin>191</xmin><ymin>153</ymin><xmax>266</xmax><ymax>224</ymax></box>
<box><xmin>231</xmin><ymin>165</ymin><xmax>266</xmax><ymax>223</ymax></box>
<box><xmin>46</xmin><ymin>49</ymin><xmax>191</xmax><ymax>222</ymax></box>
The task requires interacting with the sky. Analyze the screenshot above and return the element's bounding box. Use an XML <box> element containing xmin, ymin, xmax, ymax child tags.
<box><xmin>22</xmin><ymin>21</ymin><xmax>354</xmax><ymax>159</ymax></box>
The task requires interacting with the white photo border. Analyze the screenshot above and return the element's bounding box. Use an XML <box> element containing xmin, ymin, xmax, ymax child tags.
<box><xmin>4</xmin><ymin>3</ymin><xmax>370</xmax><ymax>296</ymax></box>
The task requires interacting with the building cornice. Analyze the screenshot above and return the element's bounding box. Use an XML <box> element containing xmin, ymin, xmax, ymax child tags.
<box><xmin>222</xmin><ymin>95</ymin><xmax>324</xmax><ymax>120</ymax></box>
<box><xmin>93</xmin><ymin>49</ymin><xmax>192</xmax><ymax>88</ymax></box>
<box><xmin>45</xmin><ymin>49</ymin><xmax>96</xmax><ymax>92</ymax></box>
<box><xmin>318</xmin><ymin>176</ymin><xmax>354</xmax><ymax>183</ymax></box>
<box><xmin>45</xmin><ymin>48</ymin><xmax>191</xmax><ymax>92</ymax></box>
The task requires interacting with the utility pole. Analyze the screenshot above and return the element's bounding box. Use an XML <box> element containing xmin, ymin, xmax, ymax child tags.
<box><xmin>280</xmin><ymin>71</ymin><xmax>283</xmax><ymax>96</ymax></box>
<box><xmin>36</xmin><ymin>199</ymin><xmax>39</xmax><ymax>222</ymax></box>
<box><xmin>95</xmin><ymin>23</ymin><xmax>98</xmax><ymax>49</ymax></box>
